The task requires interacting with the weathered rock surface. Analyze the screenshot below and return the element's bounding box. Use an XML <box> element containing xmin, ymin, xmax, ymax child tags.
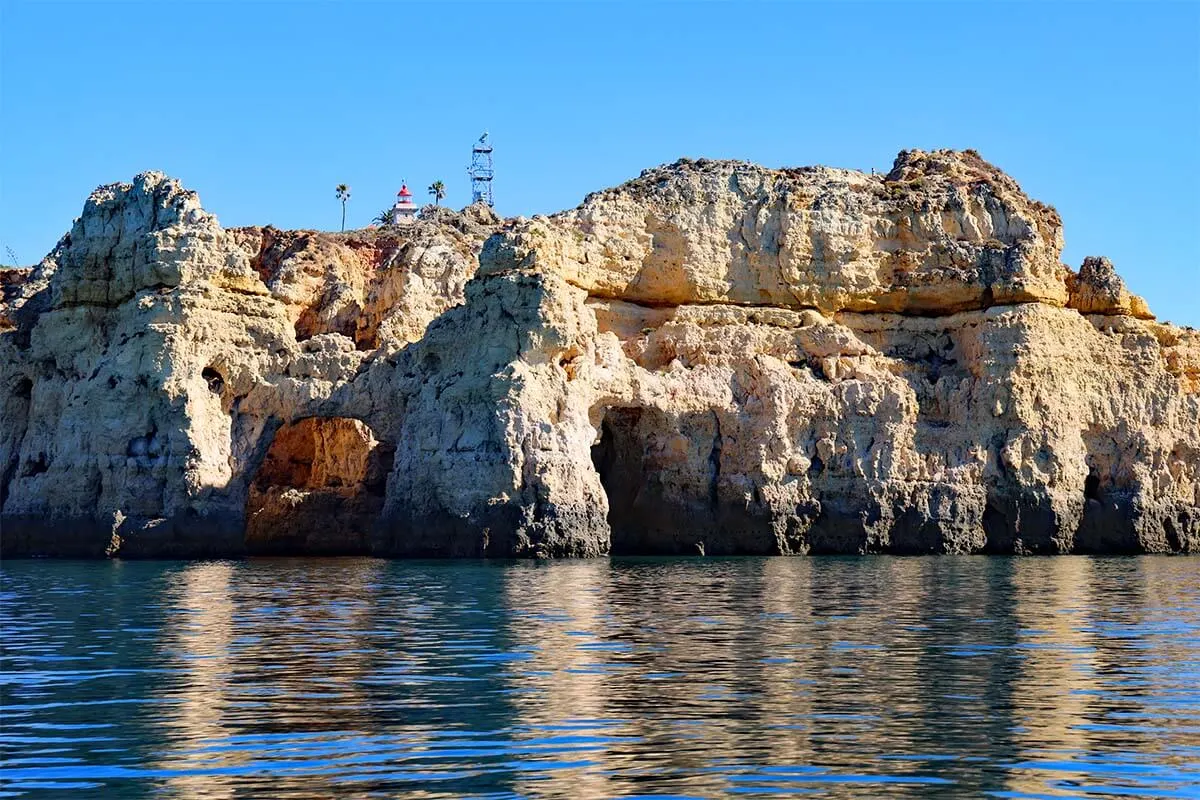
<box><xmin>2</xmin><ymin>151</ymin><xmax>1197</xmax><ymax>557</ymax></box>
<box><xmin>1067</xmin><ymin>255</ymin><xmax>1154</xmax><ymax>318</ymax></box>
<box><xmin>245</xmin><ymin>416</ymin><xmax>393</xmax><ymax>554</ymax></box>
<box><xmin>482</xmin><ymin>150</ymin><xmax>1072</xmax><ymax>315</ymax></box>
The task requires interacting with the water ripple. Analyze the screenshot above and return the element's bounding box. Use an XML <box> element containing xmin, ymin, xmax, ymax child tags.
<box><xmin>2</xmin><ymin>556</ymin><xmax>1199</xmax><ymax>797</ymax></box>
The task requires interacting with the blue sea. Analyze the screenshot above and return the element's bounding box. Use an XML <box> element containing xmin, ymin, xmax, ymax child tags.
<box><xmin>2</xmin><ymin>557</ymin><xmax>1199</xmax><ymax>798</ymax></box>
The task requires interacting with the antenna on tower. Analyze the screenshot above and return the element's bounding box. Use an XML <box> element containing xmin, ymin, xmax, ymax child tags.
<box><xmin>468</xmin><ymin>131</ymin><xmax>494</xmax><ymax>207</ymax></box>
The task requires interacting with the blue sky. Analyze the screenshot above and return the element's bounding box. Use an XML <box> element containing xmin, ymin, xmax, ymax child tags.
<box><xmin>2</xmin><ymin>1</ymin><xmax>1197</xmax><ymax>324</ymax></box>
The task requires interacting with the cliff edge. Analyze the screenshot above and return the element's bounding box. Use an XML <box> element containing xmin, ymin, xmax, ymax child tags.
<box><xmin>2</xmin><ymin>150</ymin><xmax>1197</xmax><ymax>557</ymax></box>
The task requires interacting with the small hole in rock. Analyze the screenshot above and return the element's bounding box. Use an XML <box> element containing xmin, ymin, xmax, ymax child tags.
<box><xmin>21</xmin><ymin>453</ymin><xmax>49</xmax><ymax>477</ymax></box>
<box><xmin>1084</xmin><ymin>470</ymin><xmax>1100</xmax><ymax>501</ymax></box>
<box><xmin>202</xmin><ymin>367</ymin><xmax>224</xmax><ymax>395</ymax></box>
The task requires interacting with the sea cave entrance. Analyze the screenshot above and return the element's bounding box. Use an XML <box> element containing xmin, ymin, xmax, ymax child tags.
<box><xmin>245</xmin><ymin>417</ymin><xmax>394</xmax><ymax>555</ymax></box>
<box><xmin>591</xmin><ymin>406</ymin><xmax>777</xmax><ymax>555</ymax></box>
<box><xmin>591</xmin><ymin>408</ymin><xmax>650</xmax><ymax>554</ymax></box>
<box><xmin>591</xmin><ymin>406</ymin><xmax>725</xmax><ymax>555</ymax></box>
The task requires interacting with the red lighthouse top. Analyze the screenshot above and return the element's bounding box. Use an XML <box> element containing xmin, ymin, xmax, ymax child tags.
<box><xmin>390</xmin><ymin>182</ymin><xmax>418</xmax><ymax>225</ymax></box>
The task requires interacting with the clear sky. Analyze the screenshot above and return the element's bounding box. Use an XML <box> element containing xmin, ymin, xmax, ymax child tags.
<box><xmin>2</xmin><ymin>1</ymin><xmax>1197</xmax><ymax>324</ymax></box>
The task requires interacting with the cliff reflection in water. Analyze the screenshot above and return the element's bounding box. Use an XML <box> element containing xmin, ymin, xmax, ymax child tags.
<box><xmin>1</xmin><ymin>557</ymin><xmax>1198</xmax><ymax>798</ymax></box>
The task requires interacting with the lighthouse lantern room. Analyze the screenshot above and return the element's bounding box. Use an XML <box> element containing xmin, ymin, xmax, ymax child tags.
<box><xmin>391</xmin><ymin>183</ymin><xmax>418</xmax><ymax>225</ymax></box>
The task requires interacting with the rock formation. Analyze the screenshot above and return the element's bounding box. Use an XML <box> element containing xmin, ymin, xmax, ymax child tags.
<box><xmin>2</xmin><ymin>150</ymin><xmax>1197</xmax><ymax>557</ymax></box>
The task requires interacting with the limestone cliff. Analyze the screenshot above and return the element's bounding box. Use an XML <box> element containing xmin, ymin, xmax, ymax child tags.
<box><xmin>2</xmin><ymin>151</ymin><xmax>1197</xmax><ymax>557</ymax></box>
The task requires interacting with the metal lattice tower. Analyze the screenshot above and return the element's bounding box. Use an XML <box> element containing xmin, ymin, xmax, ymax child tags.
<box><xmin>468</xmin><ymin>131</ymin><xmax>494</xmax><ymax>207</ymax></box>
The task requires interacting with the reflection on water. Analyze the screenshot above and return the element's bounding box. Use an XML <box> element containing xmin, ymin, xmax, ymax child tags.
<box><xmin>2</xmin><ymin>557</ymin><xmax>1199</xmax><ymax>798</ymax></box>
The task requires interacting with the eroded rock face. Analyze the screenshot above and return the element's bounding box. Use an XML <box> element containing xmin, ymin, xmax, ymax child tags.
<box><xmin>229</xmin><ymin>202</ymin><xmax>497</xmax><ymax>349</ymax></box>
<box><xmin>2</xmin><ymin>152</ymin><xmax>1197</xmax><ymax>557</ymax></box>
<box><xmin>481</xmin><ymin>149</ymin><xmax>1075</xmax><ymax>314</ymax></box>
<box><xmin>245</xmin><ymin>417</ymin><xmax>393</xmax><ymax>554</ymax></box>
<box><xmin>0</xmin><ymin>173</ymin><xmax>497</xmax><ymax>556</ymax></box>
<box><xmin>1067</xmin><ymin>255</ymin><xmax>1153</xmax><ymax>318</ymax></box>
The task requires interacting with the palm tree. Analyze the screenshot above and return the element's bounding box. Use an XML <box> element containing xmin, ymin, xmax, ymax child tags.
<box><xmin>335</xmin><ymin>184</ymin><xmax>351</xmax><ymax>231</ymax></box>
<box><xmin>372</xmin><ymin>208</ymin><xmax>394</xmax><ymax>227</ymax></box>
<box><xmin>428</xmin><ymin>180</ymin><xmax>446</xmax><ymax>206</ymax></box>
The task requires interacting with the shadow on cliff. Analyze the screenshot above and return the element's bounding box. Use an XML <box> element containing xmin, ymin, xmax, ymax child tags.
<box><xmin>591</xmin><ymin>406</ymin><xmax>782</xmax><ymax>556</ymax></box>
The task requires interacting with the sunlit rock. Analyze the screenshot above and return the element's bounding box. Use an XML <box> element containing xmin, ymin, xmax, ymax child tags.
<box><xmin>2</xmin><ymin>153</ymin><xmax>1197</xmax><ymax>556</ymax></box>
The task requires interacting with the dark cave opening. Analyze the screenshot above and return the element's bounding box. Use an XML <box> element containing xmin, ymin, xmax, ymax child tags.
<box><xmin>590</xmin><ymin>407</ymin><xmax>741</xmax><ymax>555</ymax></box>
<box><xmin>202</xmin><ymin>367</ymin><xmax>225</xmax><ymax>395</ymax></box>
<box><xmin>591</xmin><ymin>408</ymin><xmax>647</xmax><ymax>555</ymax></box>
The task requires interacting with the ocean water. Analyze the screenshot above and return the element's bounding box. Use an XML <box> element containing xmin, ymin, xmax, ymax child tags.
<box><xmin>1</xmin><ymin>557</ymin><xmax>1198</xmax><ymax>799</ymax></box>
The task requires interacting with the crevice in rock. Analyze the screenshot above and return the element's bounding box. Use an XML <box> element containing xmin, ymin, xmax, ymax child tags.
<box><xmin>1164</xmin><ymin>513</ymin><xmax>1183</xmax><ymax>553</ymax></box>
<box><xmin>21</xmin><ymin>452</ymin><xmax>49</xmax><ymax>477</ymax></box>
<box><xmin>0</xmin><ymin>380</ymin><xmax>33</xmax><ymax>510</ymax></box>
<box><xmin>707</xmin><ymin>412</ymin><xmax>722</xmax><ymax>512</ymax></box>
<box><xmin>808</xmin><ymin>455</ymin><xmax>825</xmax><ymax>478</ymax></box>
<box><xmin>562</xmin><ymin>274</ymin><xmax>1056</xmax><ymax>319</ymax></box>
<box><xmin>0</xmin><ymin>457</ymin><xmax>15</xmax><ymax>511</ymax></box>
<box><xmin>981</xmin><ymin>501</ymin><xmax>1006</xmax><ymax>539</ymax></box>
<box><xmin>127</xmin><ymin>424</ymin><xmax>168</xmax><ymax>469</ymax></box>
<box><xmin>53</xmin><ymin>283</ymin><xmax>177</xmax><ymax>311</ymax></box>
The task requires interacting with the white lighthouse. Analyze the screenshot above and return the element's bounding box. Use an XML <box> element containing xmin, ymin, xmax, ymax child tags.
<box><xmin>390</xmin><ymin>183</ymin><xmax>418</xmax><ymax>225</ymax></box>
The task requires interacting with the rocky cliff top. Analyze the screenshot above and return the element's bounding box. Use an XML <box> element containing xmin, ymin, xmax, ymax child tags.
<box><xmin>483</xmin><ymin>149</ymin><xmax>1149</xmax><ymax>319</ymax></box>
<box><xmin>0</xmin><ymin>152</ymin><xmax>1161</xmax><ymax>333</ymax></box>
<box><xmin>2</xmin><ymin>171</ymin><xmax>501</xmax><ymax>352</ymax></box>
